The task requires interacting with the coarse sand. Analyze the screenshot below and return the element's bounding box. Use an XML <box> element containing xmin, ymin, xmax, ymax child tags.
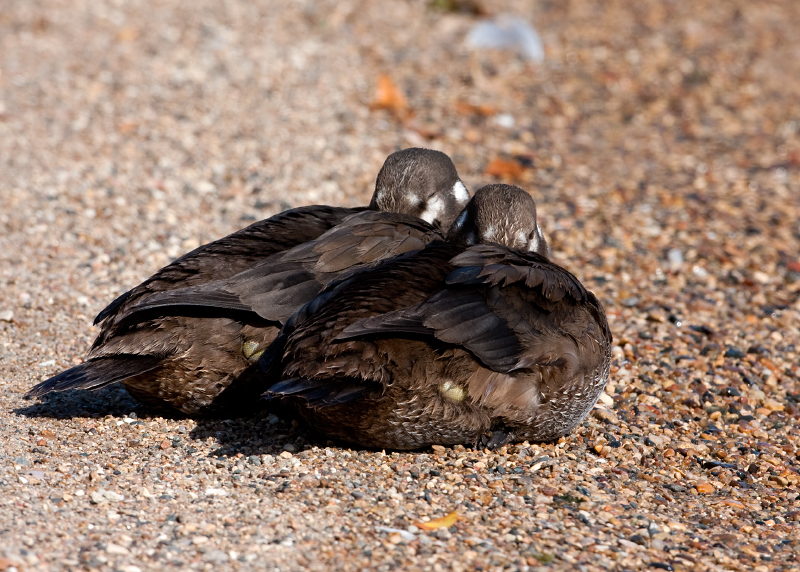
<box><xmin>1</xmin><ymin>1</ymin><xmax>800</xmax><ymax>570</ymax></box>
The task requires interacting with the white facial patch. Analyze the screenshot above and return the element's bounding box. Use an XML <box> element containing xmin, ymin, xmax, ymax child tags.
<box><xmin>527</xmin><ymin>224</ymin><xmax>543</xmax><ymax>252</ymax></box>
<box><xmin>405</xmin><ymin>193</ymin><xmax>422</xmax><ymax>207</ymax></box>
<box><xmin>483</xmin><ymin>225</ymin><xmax>498</xmax><ymax>243</ymax></box>
<box><xmin>452</xmin><ymin>181</ymin><xmax>469</xmax><ymax>205</ymax></box>
<box><xmin>420</xmin><ymin>194</ymin><xmax>445</xmax><ymax>224</ymax></box>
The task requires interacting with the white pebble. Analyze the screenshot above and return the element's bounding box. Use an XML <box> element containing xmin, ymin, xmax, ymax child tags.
<box><xmin>466</xmin><ymin>15</ymin><xmax>544</xmax><ymax>62</ymax></box>
<box><xmin>667</xmin><ymin>248</ymin><xmax>683</xmax><ymax>271</ymax></box>
<box><xmin>753</xmin><ymin>271</ymin><xmax>770</xmax><ymax>284</ymax></box>
<box><xmin>196</xmin><ymin>181</ymin><xmax>216</xmax><ymax>194</ymax></box>
<box><xmin>375</xmin><ymin>526</ymin><xmax>417</xmax><ymax>542</ymax></box>
<box><xmin>493</xmin><ymin>114</ymin><xmax>515</xmax><ymax>129</ymax></box>
<box><xmin>598</xmin><ymin>392</ymin><xmax>614</xmax><ymax>407</ymax></box>
<box><xmin>104</xmin><ymin>543</ymin><xmax>129</xmax><ymax>555</ymax></box>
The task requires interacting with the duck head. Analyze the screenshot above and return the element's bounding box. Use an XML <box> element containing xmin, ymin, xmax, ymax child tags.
<box><xmin>369</xmin><ymin>148</ymin><xmax>470</xmax><ymax>230</ymax></box>
<box><xmin>447</xmin><ymin>183</ymin><xmax>549</xmax><ymax>256</ymax></box>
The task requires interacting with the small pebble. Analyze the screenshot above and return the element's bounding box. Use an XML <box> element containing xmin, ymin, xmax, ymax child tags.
<box><xmin>104</xmin><ymin>543</ymin><xmax>129</xmax><ymax>555</ymax></box>
<box><xmin>3</xmin><ymin>3</ymin><xmax>800</xmax><ymax>571</ymax></box>
<box><xmin>695</xmin><ymin>482</ymin><xmax>714</xmax><ymax>494</ymax></box>
<box><xmin>493</xmin><ymin>114</ymin><xmax>515</xmax><ymax>129</ymax></box>
<box><xmin>667</xmin><ymin>248</ymin><xmax>684</xmax><ymax>271</ymax></box>
<box><xmin>204</xmin><ymin>550</ymin><xmax>229</xmax><ymax>564</ymax></box>
<box><xmin>724</xmin><ymin>346</ymin><xmax>746</xmax><ymax>359</ymax></box>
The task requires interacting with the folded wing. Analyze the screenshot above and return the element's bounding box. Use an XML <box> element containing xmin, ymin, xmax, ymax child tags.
<box><xmin>112</xmin><ymin>212</ymin><xmax>443</xmax><ymax>329</ymax></box>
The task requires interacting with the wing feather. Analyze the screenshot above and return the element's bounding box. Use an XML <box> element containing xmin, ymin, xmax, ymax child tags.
<box><xmin>338</xmin><ymin>243</ymin><xmax>595</xmax><ymax>374</ymax></box>
<box><xmin>94</xmin><ymin>205</ymin><xmax>359</xmax><ymax>325</ymax></box>
<box><xmin>26</xmin><ymin>356</ymin><xmax>163</xmax><ymax>397</ymax></box>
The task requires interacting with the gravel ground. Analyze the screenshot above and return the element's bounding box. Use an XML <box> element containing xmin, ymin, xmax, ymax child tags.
<box><xmin>2</xmin><ymin>1</ymin><xmax>800</xmax><ymax>570</ymax></box>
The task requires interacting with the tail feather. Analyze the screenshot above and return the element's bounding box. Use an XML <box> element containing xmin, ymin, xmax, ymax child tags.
<box><xmin>265</xmin><ymin>377</ymin><xmax>372</xmax><ymax>407</ymax></box>
<box><xmin>26</xmin><ymin>356</ymin><xmax>163</xmax><ymax>398</ymax></box>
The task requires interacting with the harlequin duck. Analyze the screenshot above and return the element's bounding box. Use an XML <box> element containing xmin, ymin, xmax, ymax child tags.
<box><xmin>26</xmin><ymin>148</ymin><xmax>470</xmax><ymax>416</ymax></box>
<box><xmin>264</xmin><ymin>184</ymin><xmax>611</xmax><ymax>449</ymax></box>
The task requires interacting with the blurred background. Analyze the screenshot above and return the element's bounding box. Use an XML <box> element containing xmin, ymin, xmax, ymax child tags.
<box><xmin>1</xmin><ymin>0</ymin><xmax>799</xmax><ymax>372</ymax></box>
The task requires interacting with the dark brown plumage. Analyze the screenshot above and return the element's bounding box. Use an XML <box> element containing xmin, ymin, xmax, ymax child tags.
<box><xmin>26</xmin><ymin>148</ymin><xmax>469</xmax><ymax>416</ymax></box>
<box><xmin>264</xmin><ymin>184</ymin><xmax>611</xmax><ymax>449</ymax></box>
<box><xmin>115</xmin><ymin>211</ymin><xmax>444</xmax><ymax>327</ymax></box>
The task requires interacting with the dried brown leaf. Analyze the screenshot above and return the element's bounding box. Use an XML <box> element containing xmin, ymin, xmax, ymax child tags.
<box><xmin>414</xmin><ymin>511</ymin><xmax>460</xmax><ymax>530</ymax></box>
<box><xmin>485</xmin><ymin>157</ymin><xmax>526</xmax><ymax>180</ymax></box>
<box><xmin>371</xmin><ymin>75</ymin><xmax>409</xmax><ymax>119</ymax></box>
<box><xmin>454</xmin><ymin>101</ymin><xmax>497</xmax><ymax>116</ymax></box>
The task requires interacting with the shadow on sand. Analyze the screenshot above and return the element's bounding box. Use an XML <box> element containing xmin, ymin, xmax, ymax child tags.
<box><xmin>16</xmin><ymin>385</ymin><xmax>316</xmax><ymax>458</ymax></box>
<box><xmin>14</xmin><ymin>385</ymin><xmax>148</xmax><ymax>420</ymax></box>
<box><xmin>189</xmin><ymin>406</ymin><xmax>316</xmax><ymax>458</ymax></box>
<box><xmin>18</xmin><ymin>388</ymin><xmax>501</xmax><ymax>455</ymax></box>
